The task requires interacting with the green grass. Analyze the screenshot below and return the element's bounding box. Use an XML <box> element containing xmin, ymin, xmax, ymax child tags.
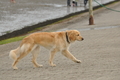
<box><xmin>0</xmin><ymin>36</ymin><xmax>26</xmax><ymax>45</ymax></box>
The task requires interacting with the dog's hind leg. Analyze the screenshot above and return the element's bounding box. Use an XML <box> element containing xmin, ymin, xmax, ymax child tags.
<box><xmin>12</xmin><ymin>44</ymin><xmax>34</xmax><ymax>69</ymax></box>
<box><xmin>62</xmin><ymin>50</ymin><xmax>81</xmax><ymax>63</ymax></box>
<box><xmin>31</xmin><ymin>45</ymin><xmax>43</xmax><ymax>68</ymax></box>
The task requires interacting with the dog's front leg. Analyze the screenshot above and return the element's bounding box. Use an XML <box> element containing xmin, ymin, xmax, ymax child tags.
<box><xmin>49</xmin><ymin>49</ymin><xmax>58</xmax><ymax>67</ymax></box>
<box><xmin>62</xmin><ymin>50</ymin><xmax>81</xmax><ymax>63</ymax></box>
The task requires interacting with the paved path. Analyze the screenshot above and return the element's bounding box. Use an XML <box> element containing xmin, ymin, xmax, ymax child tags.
<box><xmin>0</xmin><ymin>1</ymin><xmax>120</xmax><ymax>80</ymax></box>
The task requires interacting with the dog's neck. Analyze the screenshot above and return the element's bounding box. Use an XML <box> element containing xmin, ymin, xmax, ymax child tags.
<box><xmin>65</xmin><ymin>32</ymin><xmax>70</xmax><ymax>44</ymax></box>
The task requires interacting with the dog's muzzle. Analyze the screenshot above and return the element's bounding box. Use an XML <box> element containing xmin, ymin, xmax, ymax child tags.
<box><xmin>81</xmin><ymin>38</ymin><xmax>84</xmax><ymax>41</ymax></box>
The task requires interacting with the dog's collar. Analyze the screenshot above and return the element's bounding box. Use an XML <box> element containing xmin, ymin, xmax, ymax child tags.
<box><xmin>66</xmin><ymin>32</ymin><xmax>70</xmax><ymax>44</ymax></box>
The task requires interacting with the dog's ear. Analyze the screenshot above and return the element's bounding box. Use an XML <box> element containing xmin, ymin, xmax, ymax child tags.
<box><xmin>67</xmin><ymin>30</ymin><xmax>76</xmax><ymax>42</ymax></box>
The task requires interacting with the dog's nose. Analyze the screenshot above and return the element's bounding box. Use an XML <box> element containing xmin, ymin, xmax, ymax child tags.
<box><xmin>82</xmin><ymin>38</ymin><xmax>84</xmax><ymax>40</ymax></box>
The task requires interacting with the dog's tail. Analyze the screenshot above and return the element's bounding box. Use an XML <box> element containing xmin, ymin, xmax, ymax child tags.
<box><xmin>9</xmin><ymin>47</ymin><xmax>20</xmax><ymax>60</ymax></box>
<box><xmin>9</xmin><ymin>43</ymin><xmax>30</xmax><ymax>60</ymax></box>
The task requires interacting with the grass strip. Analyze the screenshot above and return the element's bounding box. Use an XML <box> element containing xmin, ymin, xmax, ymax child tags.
<box><xmin>0</xmin><ymin>36</ymin><xmax>26</xmax><ymax>45</ymax></box>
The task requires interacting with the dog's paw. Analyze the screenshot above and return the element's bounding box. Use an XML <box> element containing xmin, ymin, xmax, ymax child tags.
<box><xmin>37</xmin><ymin>65</ymin><xmax>43</xmax><ymax>68</ymax></box>
<box><xmin>75</xmin><ymin>60</ymin><xmax>81</xmax><ymax>63</ymax></box>
<box><xmin>34</xmin><ymin>64</ymin><xmax>43</xmax><ymax>68</ymax></box>
<box><xmin>50</xmin><ymin>64</ymin><xmax>56</xmax><ymax>67</ymax></box>
<box><xmin>13</xmin><ymin>66</ymin><xmax>18</xmax><ymax>70</ymax></box>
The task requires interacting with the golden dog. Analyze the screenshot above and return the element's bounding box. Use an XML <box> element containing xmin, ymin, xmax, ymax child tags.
<box><xmin>9</xmin><ymin>30</ymin><xmax>84</xmax><ymax>69</ymax></box>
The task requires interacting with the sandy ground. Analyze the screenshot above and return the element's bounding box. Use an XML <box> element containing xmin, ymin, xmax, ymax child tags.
<box><xmin>0</xmin><ymin>1</ymin><xmax>120</xmax><ymax>80</ymax></box>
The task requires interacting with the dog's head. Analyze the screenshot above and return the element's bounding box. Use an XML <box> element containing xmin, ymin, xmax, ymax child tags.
<box><xmin>66</xmin><ymin>30</ymin><xmax>84</xmax><ymax>43</ymax></box>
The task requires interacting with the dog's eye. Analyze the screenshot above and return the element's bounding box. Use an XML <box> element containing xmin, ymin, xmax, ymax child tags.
<box><xmin>77</xmin><ymin>34</ymin><xmax>79</xmax><ymax>36</ymax></box>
